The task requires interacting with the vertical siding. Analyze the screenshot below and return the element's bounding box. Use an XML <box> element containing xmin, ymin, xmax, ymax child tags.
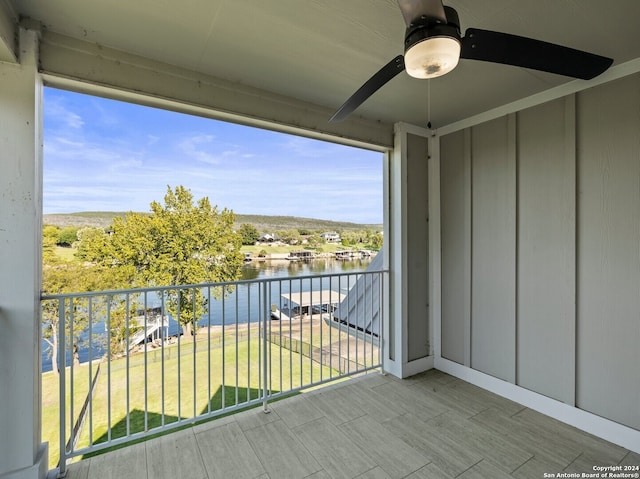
<box><xmin>439</xmin><ymin>73</ymin><xmax>640</xmax><ymax>430</ymax></box>
<box><xmin>406</xmin><ymin>133</ymin><xmax>430</xmax><ymax>361</ymax></box>
<box><xmin>440</xmin><ymin>130</ymin><xmax>470</xmax><ymax>365</ymax></box>
<box><xmin>576</xmin><ymin>75</ymin><xmax>640</xmax><ymax>429</ymax></box>
<box><xmin>470</xmin><ymin>116</ymin><xmax>517</xmax><ymax>382</ymax></box>
<box><xmin>516</xmin><ymin>97</ymin><xmax>576</xmax><ymax>404</ymax></box>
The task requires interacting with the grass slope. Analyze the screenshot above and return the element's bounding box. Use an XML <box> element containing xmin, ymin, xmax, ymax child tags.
<box><xmin>43</xmin><ymin>326</ymin><xmax>336</xmax><ymax>466</ymax></box>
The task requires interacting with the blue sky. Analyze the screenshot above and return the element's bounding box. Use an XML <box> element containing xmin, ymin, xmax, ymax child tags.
<box><xmin>43</xmin><ymin>88</ymin><xmax>383</xmax><ymax>224</ymax></box>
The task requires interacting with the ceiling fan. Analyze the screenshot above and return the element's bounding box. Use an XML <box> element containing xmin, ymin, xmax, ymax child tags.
<box><xmin>329</xmin><ymin>0</ymin><xmax>613</xmax><ymax>123</ymax></box>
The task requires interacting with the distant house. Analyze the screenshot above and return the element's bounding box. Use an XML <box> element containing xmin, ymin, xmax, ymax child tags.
<box><xmin>320</xmin><ymin>231</ymin><xmax>341</xmax><ymax>243</ymax></box>
<box><xmin>258</xmin><ymin>233</ymin><xmax>279</xmax><ymax>243</ymax></box>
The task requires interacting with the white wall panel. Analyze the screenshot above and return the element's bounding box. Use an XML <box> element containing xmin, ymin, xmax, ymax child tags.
<box><xmin>516</xmin><ymin>97</ymin><xmax>576</xmax><ymax>404</ymax></box>
<box><xmin>470</xmin><ymin>116</ymin><xmax>517</xmax><ymax>382</ymax></box>
<box><xmin>440</xmin><ymin>130</ymin><xmax>470</xmax><ymax>365</ymax></box>
<box><xmin>406</xmin><ymin>133</ymin><xmax>430</xmax><ymax>361</ymax></box>
<box><xmin>438</xmin><ymin>73</ymin><xmax>640</xmax><ymax>432</ymax></box>
<box><xmin>576</xmin><ymin>74</ymin><xmax>640</xmax><ymax>430</ymax></box>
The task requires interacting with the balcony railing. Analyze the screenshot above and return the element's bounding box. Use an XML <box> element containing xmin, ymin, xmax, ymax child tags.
<box><xmin>41</xmin><ymin>269</ymin><xmax>387</xmax><ymax>476</ymax></box>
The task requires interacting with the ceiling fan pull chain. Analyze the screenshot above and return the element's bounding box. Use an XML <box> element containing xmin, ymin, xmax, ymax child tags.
<box><xmin>427</xmin><ymin>79</ymin><xmax>432</xmax><ymax>129</ymax></box>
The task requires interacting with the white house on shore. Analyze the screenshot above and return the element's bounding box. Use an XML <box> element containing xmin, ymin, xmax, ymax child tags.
<box><xmin>320</xmin><ymin>231</ymin><xmax>341</xmax><ymax>243</ymax></box>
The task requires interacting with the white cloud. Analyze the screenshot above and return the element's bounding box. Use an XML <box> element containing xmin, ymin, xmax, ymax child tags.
<box><xmin>177</xmin><ymin>134</ymin><xmax>220</xmax><ymax>164</ymax></box>
<box><xmin>45</xmin><ymin>98</ymin><xmax>85</xmax><ymax>129</ymax></box>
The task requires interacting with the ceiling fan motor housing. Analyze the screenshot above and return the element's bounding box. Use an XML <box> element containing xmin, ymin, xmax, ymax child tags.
<box><xmin>404</xmin><ymin>5</ymin><xmax>461</xmax><ymax>50</ymax></box>
<box><xmin>404</xmin><ymin>6</ymin><xmax>462</xmax><ymax>78</ymax></box>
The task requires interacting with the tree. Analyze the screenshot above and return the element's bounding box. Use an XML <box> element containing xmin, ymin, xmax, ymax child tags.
<box><xmin>341</xmin><ymin>230</ymin><xmax>361</xmax><ymax>246</ymax></box>
<box><xmin>43</xmin><ymin>226</ymin><xmax>59</xmax><ymax>264</ymax></box>
<box><xmin>306</xmin><ymin>233</ymin><xmax>323</xmax><ymax>249</ymax></box>
<box><xmin>368</xmin><ymin>232</ymin><xmax>383</xmax><ymax>250</ymax></box>
<box><xmin>42</xmin><ymin>259</ymin><xmax>124</xmax><ymax>375</ymax></box>
<box><xmin>276</xmin><ymin>229</ymin><xmax>301</xmax><ymax>245</ymax></box>
<box><xmin>238</xmin><ymin>223</ymin><xmax>259</xmax><ymax>245</ymax></box>
<box><xmin>75</xmin><ymin>227</ymin><xmax>111</xmax><ymax>261</ymax></box>
<box><xmin>81</xmin><ymin>185</ymin><xmax>244</xmax><ymax>336</ymax></box>
<box><xmin>57</xmin><ymin>226</ymin><xmax>79</xmax><ymax>247</ymax></box>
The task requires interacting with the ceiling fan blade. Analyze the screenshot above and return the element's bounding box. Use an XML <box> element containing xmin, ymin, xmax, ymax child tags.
<box><xmin>397</xmin><ymin>0</ymin><xmax>446</xmax><ymax>27</ymax></box>
<box><xmin>330</xmin><ymin>55</ymin><xmax>405</xmax><ymax>122</ymax></box>
<box><xmin>460</xmin><ymin>28</ymin><xmax>613</xmax><ymax>80</ymax></box>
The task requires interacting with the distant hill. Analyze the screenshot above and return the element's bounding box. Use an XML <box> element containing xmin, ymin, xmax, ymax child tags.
<box><xmin>43</xmin><ymin>212</ymin><xmax>382</xmax><ymax>232</ymax></box>
<box><xmin>233</xmin><ymin>214</ymin><xmax>382</xmax><ymax>233</ymax></box>
<box><xmin>44</xmin><ymin>212</ymin><xmax>127</xmax><ymax>229</ymax></box>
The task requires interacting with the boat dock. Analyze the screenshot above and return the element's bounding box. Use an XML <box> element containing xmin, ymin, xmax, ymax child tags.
<box><xmin>274</xmin><ymin>290</ymin><xmax>346</xmax><ymax>319</ymax></box>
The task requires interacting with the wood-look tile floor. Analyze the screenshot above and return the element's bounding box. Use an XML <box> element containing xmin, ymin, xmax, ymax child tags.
<box><xmin>62</xmin><ymin>370</ymin><xmax>639</xmax><ymax>479</ymax></box>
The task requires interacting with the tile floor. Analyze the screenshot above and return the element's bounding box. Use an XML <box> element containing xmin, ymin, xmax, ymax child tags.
<box><xmin>60</xmin><ymin>370</ymin><xmax>639</xmax><ymax>479</ymax></box>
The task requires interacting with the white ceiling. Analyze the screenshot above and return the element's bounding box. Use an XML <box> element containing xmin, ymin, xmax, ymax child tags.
<box><xmin>10</xmin><ymin>0</ymin><xmax>640</xmax><ymax>129</ymax></box>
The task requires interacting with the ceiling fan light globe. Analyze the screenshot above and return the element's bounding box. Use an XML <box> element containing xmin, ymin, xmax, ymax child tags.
<box><xmin>405</xmin><ymin>36</ymin><xmax>461</xmax><ymax>79</ymax></box>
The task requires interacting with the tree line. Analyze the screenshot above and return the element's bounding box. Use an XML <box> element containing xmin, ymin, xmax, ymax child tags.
<box><xmin>237</xmin><ymin>223</ymin><xmax>383</xmax><ymax>250</ymax></box>
<box><xmin>51</xmin><ymin>221</ymin><xmax>383</xmax><ymax>251</ymax></box>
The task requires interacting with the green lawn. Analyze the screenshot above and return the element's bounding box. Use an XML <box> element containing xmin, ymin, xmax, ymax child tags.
<box><xmin>42</xmin><ymin>363</ymin><xmax>94</xmax><ymax>468</ymax></box>
<box><xmin>43</xmin><ymin>327</ymin><xmax>337</xmax><ymax>466</ymax></box>
<box><xmin>54</xmin><ymin>246</ymin><xmax>77</xmax><ymax>262</ymax></box>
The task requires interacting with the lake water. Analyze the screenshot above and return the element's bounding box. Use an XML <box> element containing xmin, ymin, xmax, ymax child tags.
<box><xmin>42</xmin><ymin>257</ymin><xmax>373</xmax><ymax>372</ymax></box>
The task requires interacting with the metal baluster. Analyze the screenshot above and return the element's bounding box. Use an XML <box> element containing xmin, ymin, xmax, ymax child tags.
<box><xmin>277</xmin><ymin>279</ymin><xmax>282</xmax><ymax>395</ymax></box>
<box><xmin>338</xmin><ymin>275</ymin><xmax>342</xmax><ymax>376</ymax></box>
<box><xmin>177</xmin><ymin>290</ymin><xmax>182</xmax><ymax>421</ymax></box>
<box><xmin>309</xmin><ymin>277</ymin><xmax>314</xmax><ymax>386</ymax></box>
<box><xmin>235</xmin><ymin>284</ymin><xmax>239</xmax><ymax>407</ymax></box>
<box><xmin>221</xmin><ymin>286</ymin><xmax>225</xmax><ymax>411</ymax></box>
<box><xmin>57</xmin><ymin>297</ymin><xmax>67</xmax><ymax>477</ymax></box>
<box><xmin>287</xmin><ymin>278</ymin><xmax>292</xmax><ymax>392</ymax></box>
<box><xmin>106</xmin><ymin>296</ymin><xmax>112</xmax><ymax>443</ymax></box>
<box><xmin>160</xmin><ymin>291</ymin><xmax>166</xmax><ymax>426</ymax></box>
<box><xmin>347</xmin><ymin>273</ymin><xmax>351</xmax><ymax>372</ymax></box>
<box><xmin>88</xmin><ymin>297</ymin><xmax>93</xmax><ymax>446</ymax></box>
<box><xmin>268</xmin><ymin>281</ymin><xmax>272</xmax><ymax>397</ymax></box>
<box><xmin>261</xmin><ymin>281</ymin><xmax>269</xmax><ymax>413</ymax></box>
<box><xmin>246</xmin><ymin>283</ymin><xmax>251</xmax><ymax>404</ymax></box>
<box><xmin>369</xmin><ymin>274</ymin><xmax>374</xmax><ymax>369</ymax></box>
<box><xmin>192</xmin><ymin>287</ymin><xmax>197</xmax><ymax>420</ymax></box>
<box><xmin>258</xmin><ymin>283</ymin><xmax>262</xmax><ymax>402</ymax></box>
<box><xmin>355</xmin><ymin>274</ymin><xmax>360</xmax><ymax>372</ymax></box>
<box><xmin>329</xmin><ymin>283</ymin><xmax>333</xmax><ymax>380</ymax></box>
<box><xmin>144</xmin><ymin>292</ymin><xmax>148</xmax><ymax>431</ymax></box>
<box><xmin>319</xmin><ymin>285</ymin><xmax>323</xmax><ymax>383</ymax></box>
<box><xmin>299</xmin><ymin>278</ymin><xmax>303</xmax><ymax>389</ymax></box>
<box><xmin>68</xmin><ymin>300</ymin><xmax>74</xmax><ymax>458</ymax></box>
<box><xmin>379</xmin><ymin>273</ymin><xmax>384</xmax><ymax>370</ymax></box>
<box><xmin>207</xmin><ymin>286</ymin><xmax>212</xmax><ymax>414</ymax></box>
<box><xmin>125</xmin><ymin>293</ymin><xmax>131</xmax><ymax>436</ymax></box>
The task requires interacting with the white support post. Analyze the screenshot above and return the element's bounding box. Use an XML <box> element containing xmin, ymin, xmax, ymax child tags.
<box><xmin>384</xmin><ymin>122</ymin><xmax>434</xmax><ymax>378</ymax></box>
<box><xmin>0</xmin><ymin>27</ymin><xmax>48</xmax><ymax>479</ymax></box>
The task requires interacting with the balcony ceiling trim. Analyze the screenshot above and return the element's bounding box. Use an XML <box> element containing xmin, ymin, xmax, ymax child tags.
<box><xmin>39</xmin><ymin>31</ymin><xmax>394</xmax><ymax>151</ymax></box>
<box><xmin>437</xmin><ymin>57</ymin><xmax>640</xmax><ymax>137</ymax></box>
<box><xmin>0</xmin><ymin>0</ymin><xmax>17</xmax><ymax>63</ymax></box>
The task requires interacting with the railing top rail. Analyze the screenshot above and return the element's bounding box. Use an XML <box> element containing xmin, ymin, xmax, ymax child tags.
<box><xmin>41</xmin><ymin>268</ymin><xmax>389</xmax><ymax>300</ymax></box>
